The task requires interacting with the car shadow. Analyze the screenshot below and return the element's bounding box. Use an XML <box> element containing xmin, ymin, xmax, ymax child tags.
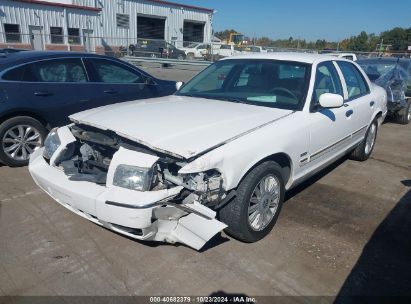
<box><xmin>335</xmin><ymin>181</ymin><xmax>411</xmax><ymax>302</ymax></box>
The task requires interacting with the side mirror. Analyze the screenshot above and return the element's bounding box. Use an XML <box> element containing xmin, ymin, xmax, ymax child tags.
<box><xmin>319</xmin><ymin>93</ymin><xmax>344</xmax><ymax>108</ymax></box>
<box><xmin>176</xmin><ymin>81</ymin><xmax>184</xmax><ymax>91</ymax></box>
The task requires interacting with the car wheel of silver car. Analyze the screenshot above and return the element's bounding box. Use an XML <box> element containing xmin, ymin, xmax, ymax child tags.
<box><xmin>0</xmin><ymin>116</ymin><xmax>46</xmax><ymax>167</ymax></box>
<box><xmin>219</xmin><ymin>161</ymin><xmax>285</xmax><ymax>243</ymax></box>
<box><xmin>396</xmin><ymin>99</ymin><xmax>411</xmax><ymax>125</ymax></box>
<box><xmin>349</xmin><ymin>119</ymin><xmax>378</xmax><ymax>162</ymax></box>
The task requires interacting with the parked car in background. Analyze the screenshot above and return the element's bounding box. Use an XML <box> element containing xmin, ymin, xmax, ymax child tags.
<box><xmin>129</xmin><ymin>39</ymin><xmax>186</xmax><ymax>60</ymax></box>
<box><xmin>358</xmin><ymin>57</ymin><xmax>411</xmax><ymax>124</ymax></box>
<box><xmin>210</xmin><ymin>44</ymin><xmax>243</xmax><ymax>58</ymax></box>
<box><xmin>181</xmin><ymin>43</ymin><xmax>220</xmax><ymax>60</ymax></box>
<box><xmin>329</xmin><ymin>53</ymin><xmax>358</xmax><ymax>61</ymax></box>
<box><xmin>29</xmin><ymin>53</ymin><xmax>386</xmax><ymax>250</ymax></box>
<box><xmin>0</xmin><ymin>51</ymin><xmax>178</xmax><ymax>166</ymax></box>
<box><xmin>242</xmin><ymin>46</ymin><xmax>269</xmax><ymax>53</ymax></box>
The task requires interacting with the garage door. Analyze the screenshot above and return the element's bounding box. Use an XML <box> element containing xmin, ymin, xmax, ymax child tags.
<box><xmin>137</xmin><ymin>16</ymin><xmax>165</xmax><ymax>40</ymax></box>
<box><xmin>183</xmin><ymin>21</ymin><xmax>205</xmax><ymax>45</ymax></box>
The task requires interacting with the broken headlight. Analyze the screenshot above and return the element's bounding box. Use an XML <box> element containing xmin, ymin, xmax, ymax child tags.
<box><xmin>113</xmin><ymin>165</ymin><xmax>154</xmax><ymax>191</ymax></box>
<box><xmin>43</xmin><ymin>128</ymin><xmax>61</xmax><ymax>160</ymax></box>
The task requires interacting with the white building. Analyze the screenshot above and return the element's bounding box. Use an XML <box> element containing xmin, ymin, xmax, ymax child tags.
<box><xmin>0</xmin><ymin>0</ymin><xmax>214</xmax><ymax>54</ymax></box>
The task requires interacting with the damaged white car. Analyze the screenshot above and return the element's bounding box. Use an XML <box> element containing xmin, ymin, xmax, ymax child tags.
<box><xmin>29</xmin><ymin>53</ymin><xmax>387</xmax><ymax>250</ymax></box>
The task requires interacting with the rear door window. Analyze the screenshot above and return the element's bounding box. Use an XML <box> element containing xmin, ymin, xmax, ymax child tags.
<box><xmin>337</xmin><ymin>61</ymin><xmax>370</xmax><ymax>99</ymax></box>
<box><xmin>3</xmin><ymin>58</ymin><xmax>87</xmax><ymax>82</ymax></box>
<box><xmin>87</xmin><ymin>58</ymin><xmax>143</xmax><ymax>83</ymax></box>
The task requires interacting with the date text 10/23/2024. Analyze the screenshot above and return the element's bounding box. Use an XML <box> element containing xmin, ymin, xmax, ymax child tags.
<box><xmin>149</xmin><ymin>296</ymin><xmax>257</xmax><ymax>303</ymax></box>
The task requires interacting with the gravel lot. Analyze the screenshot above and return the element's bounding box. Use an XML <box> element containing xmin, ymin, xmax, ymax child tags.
<box><xmin>0</xmin><ymin>65</ymin><xmax>410</xmax><ymax>299</ymax></box>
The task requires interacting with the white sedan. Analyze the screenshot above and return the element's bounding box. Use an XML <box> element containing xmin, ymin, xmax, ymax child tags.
<box><xmin>29</xmin><ymin>53</ymin><xmax>387</xmax><ymax>250</ymax></box>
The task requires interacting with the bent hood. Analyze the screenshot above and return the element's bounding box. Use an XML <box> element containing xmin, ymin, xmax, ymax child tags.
<box><xmin>70</xmin><ymin>96</ymin><xmax>293</xmax><ymax>159</ymax></box>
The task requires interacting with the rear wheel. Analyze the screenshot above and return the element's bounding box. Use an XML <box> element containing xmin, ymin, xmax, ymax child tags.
<box><xmin>0</xmin><ymin>116</ymin><xmax>46</xmax><ymax>167</ymax></box>
<box><xmin>187</xmin><ymin>53</ymin><xmax>195</xmax><ymax>60</ymax></box>
<box><xmin>396</xmin><ymin>99</ymin><xmax>411</xmax><ymax>125</ymax></box>
<box><xmin>219</xmin><ymin>161</ymin><xmax>285</xmax><ymax>243</ymax></box>
<box><xmin>349</xmin><ymin>119</ymin><xmax>378</xmax><ymax>161</ymax></box>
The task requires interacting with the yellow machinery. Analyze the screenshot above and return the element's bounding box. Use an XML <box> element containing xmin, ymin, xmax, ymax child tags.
<box><xmin>224</xmin><ymin>33</ymin><xmax>245</xmax><ymax>46</ymax></box>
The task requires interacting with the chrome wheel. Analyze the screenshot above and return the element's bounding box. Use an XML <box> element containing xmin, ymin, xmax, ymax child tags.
<box><xmin>408</xmin><ymin>105</ymin><xmax>411</xmax><ymax>121</ymax></box>
<box><xmin>248</xmin><ymin>174</ymin><xmax>280</xmax><ymax>231</ymax></box>
<box><xmin>365</xmin><ymin>123</ymin><xmax>377</xmax><ymax>155</ymax></box>
<box><xmin>2</xmin><ymin>125</ymin><xmax>42</xmax><ymax>161</ymax></box>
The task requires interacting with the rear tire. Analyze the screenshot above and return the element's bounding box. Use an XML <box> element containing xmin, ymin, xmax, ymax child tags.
<box><xmin>396</xmin><ymin>99</ymin><xmax>411</xmax><ymax>125</ymax></box>
<box><xmin>349</xmin><ymin>119</ymin><xmax>378</xmax><ymax>161</ymax></box>
<box><xmin>0</xmin><ymin>116</ymin><xmax>46</xmax><ymax>167</ymax></box>
<box><xmin>219</xmin><ymin>161</ymin><xmax>285</xmax><ymax>243</ymax></box>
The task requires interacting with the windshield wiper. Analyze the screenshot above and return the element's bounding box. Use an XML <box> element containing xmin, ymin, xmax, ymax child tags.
<box><xmin>217</xmin><ymin>97</ymin><xmax>252</xmax><ymax>105</ymax></box>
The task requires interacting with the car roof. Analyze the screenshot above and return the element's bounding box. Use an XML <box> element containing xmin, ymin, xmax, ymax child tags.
<box><xmin>220</xmin><ymin>52</ymin><xmax>338</xmax><ymax>64</ymax></box>
<box><xmin>0</xmin><ymin>51</ymin><xmax>118</xmax><ymax>71</ymax></box>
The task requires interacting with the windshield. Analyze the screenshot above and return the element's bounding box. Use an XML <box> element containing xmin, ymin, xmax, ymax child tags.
<box><xmin>176</xmin><ymin>59</ymin><xmax>311</xmax><ymax>110</ymax></box>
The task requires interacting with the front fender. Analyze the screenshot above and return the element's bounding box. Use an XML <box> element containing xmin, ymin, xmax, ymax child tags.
<box><xmin>179</xmin><ymin>112</ymin><xmax>308</xmax><ymax>191</ymax></box>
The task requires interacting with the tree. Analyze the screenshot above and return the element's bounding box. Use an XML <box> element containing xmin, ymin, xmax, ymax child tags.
<box><xmin>213</xmin><ymin>26</ymin><xmax>411</xmax><ymax>53</ymax></box>
<box><xmin>381</xmin><ymin>27</ymin><xmax>408</xmax><ymax>51</ymax></box>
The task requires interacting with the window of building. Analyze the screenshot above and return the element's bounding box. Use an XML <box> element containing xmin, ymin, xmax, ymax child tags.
<box><xmin>68</xmin><ymin>28</ymin><xmax>80</xmax><ymax>45</ymax></box>
<box><xmin>50</xmin><ymin>27</ymin><xmax>64</xmax><ymax>44</ymax></box>
<box><xmin>116</xmin><ymin>14</ymin><xmax>130</xmax><ymax>29</ymax></box>
<box><xmin>4</xmin><ymin>24</ymin><xmax>21</xmax><ymax>43</ymax></box>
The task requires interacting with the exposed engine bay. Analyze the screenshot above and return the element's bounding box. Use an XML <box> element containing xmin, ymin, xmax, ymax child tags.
<box><xmin>56</xmin><ymin>124</ymin><xmax>229</xmax><ymax>209</ymax></box>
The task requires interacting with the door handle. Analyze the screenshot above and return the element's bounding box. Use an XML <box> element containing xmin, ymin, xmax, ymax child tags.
<box><xmin>34</xmin><ymin>91</ymin><xmax>52</xmax><ymax>97</ymax></box>
<box><xmin>104</xmin><ymin>90</ymin><xmax>118</xmax><ymax>95</ymax></box>
<box><xmin>346</xmin><ymin>109</ymin><xmax>354</xmax><ymax>117</ymax></box>
<box><xmin>370</xmin><ymin>101</ymin><xmax>375</xmax><ymax>107</ymax></box>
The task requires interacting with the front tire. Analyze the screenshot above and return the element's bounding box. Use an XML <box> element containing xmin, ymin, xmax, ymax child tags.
<box><xmin>0</xmin><ymin>116</ymin><xmax>46</xmax><ymax>167</ymax></box>
<box><xmin>219</xmin><ymin>161</ymin><xmax>285</xmax><ymax>243</ymax></box>
<box><xmin>349</xmin><ymin>119</ymin><xmax>378</xmax><ymax>161</ymax></box>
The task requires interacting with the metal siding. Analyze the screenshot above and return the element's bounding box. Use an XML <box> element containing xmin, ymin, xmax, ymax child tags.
<box><xmin>1</xmin><ymin>0</ymin><xmax>98</xmax><ymax>45</ymax></box>
<box><xmin>98</xmin><ymin>0</ymin><xmax>212</xmax><ymax>46</ymax></box>
<box><xmin>0</xmin><ymin>0</ymin><xmax>212</xmax><ymax>48</ymax></box>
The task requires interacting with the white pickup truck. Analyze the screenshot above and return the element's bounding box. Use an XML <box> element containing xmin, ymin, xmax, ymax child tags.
<box><xmin>29</xmin><ymin>53</ymin><xmax>387</xmax><ymax>250</ymax></box>
<box><xmin>205</xmin><ymin>44</ymin><xmax>243</xmax><ymax>58</ymax></box>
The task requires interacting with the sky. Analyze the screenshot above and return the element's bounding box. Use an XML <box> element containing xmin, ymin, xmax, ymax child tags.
<box><xmin>176</xmin><ymin>0</ymin><xmax>411</xmax><ymax>41</ymax></box>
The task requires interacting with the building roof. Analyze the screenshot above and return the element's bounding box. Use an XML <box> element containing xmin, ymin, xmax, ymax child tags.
<box><xmin>11</xmin><ymin>0</ymin><xmax>213</xmax><ymax>13</ymax></box>
<box><xmin>146</xmin><ymin>0</ymin><xmax>214</xmax><ymax>13</ymax></box>
<box><xmin>12</xmin><ymin>0</ymin><xmax>101</xmax><ymax>12</ymax></box>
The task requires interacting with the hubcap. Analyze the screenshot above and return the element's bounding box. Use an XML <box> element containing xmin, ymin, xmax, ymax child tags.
<box><xmin>365</xmin><ymin>123</ymin><xmax>377</xmax><ymax>155</ymax></box>
<box><xmin>407</xmin><ymin>105</ymin><xmax>411</xmax><ymax>121</ymax></box>
<box><xmin>248</xmin><ymin>174</ymin><xmax>280</xmax><ymax>231</ymax></box>
<box><xmin>2</xmin><ymin>125</ymin><xmax>42</xmax><ymax>161</ymax></box>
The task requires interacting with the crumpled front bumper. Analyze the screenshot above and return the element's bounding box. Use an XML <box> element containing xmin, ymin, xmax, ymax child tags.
<box><xmin>28</xmin><ymin>148</ymin><xmax>227</xmax><ymax>250</ymax></box>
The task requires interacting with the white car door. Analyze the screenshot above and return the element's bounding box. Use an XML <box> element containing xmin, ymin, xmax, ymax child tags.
<box><xmin>336</xmin><ymin>61</ymin><xmax>374</xmax><ymax>145</ymax></box>
<box><xmin>304</xmin><ymin>61</ymin><xmax>354</xmax><ymax>170</ymax></box>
